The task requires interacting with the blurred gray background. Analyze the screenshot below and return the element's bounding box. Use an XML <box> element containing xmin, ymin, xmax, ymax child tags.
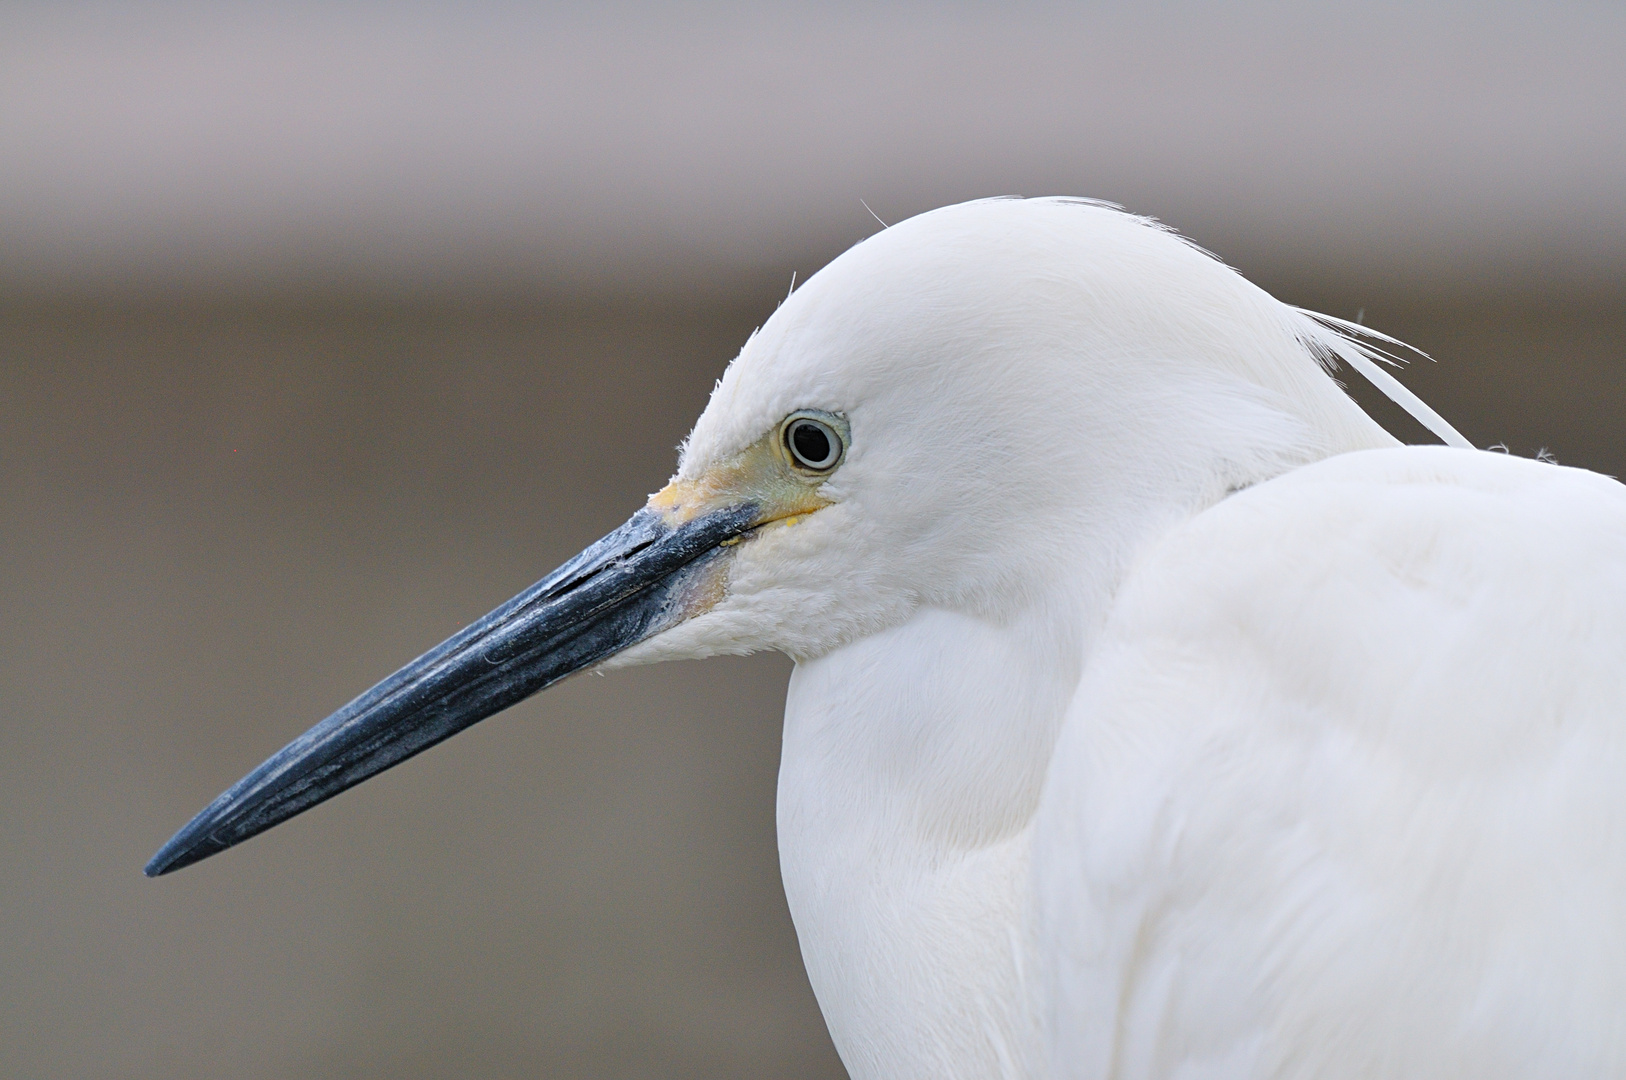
<box><xmin>2</xmin><ymin>4</ymin><xmax>1622</xmax><ymax>1078</ymax></box>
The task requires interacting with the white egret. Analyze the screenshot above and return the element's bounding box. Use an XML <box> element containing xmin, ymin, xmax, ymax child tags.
<box><xmin>148</xmin><ymin>198</ymin><xmax>1626</xmax><ymax>1078</ymax></box>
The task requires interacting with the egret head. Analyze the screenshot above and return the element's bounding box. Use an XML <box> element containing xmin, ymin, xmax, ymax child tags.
<box><xmin>146</xmin><ymin>197</ymin><xmax>1393</xmax><ymax>876</ymax></box>
<box><xmin>613</xmin><ymin>197</ymin><xmax>1396</xmax><ymax>663</ymax></box>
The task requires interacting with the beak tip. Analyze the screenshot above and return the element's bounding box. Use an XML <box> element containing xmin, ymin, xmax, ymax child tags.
<box><xmin>144</xmin><ymin>842</ymin><xmax>186</xmax><ymax>878</ymax></box>
<box><xmin>144</xmin><ymin>821</ymin><xmax>228</xmax><ymax>878</ymax></box>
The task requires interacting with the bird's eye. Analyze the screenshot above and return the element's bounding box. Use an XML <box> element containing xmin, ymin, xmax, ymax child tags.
<box><xmin>783</xmin><ymin>414</ymin><xmax>844</xmax><ymax>472</ymax></box>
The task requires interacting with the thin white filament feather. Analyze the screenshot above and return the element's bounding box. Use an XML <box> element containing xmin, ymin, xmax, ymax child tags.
<box><xmin>1295</xmin><ymin>308</ymin><xmax>1475</xmax><ymax>449</ymax></box>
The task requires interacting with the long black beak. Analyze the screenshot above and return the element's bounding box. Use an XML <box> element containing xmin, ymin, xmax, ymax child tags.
<box><xmin>145</xmin><ymin>502</ymin><xmax>757</xmax><ymax>877</ymax></box>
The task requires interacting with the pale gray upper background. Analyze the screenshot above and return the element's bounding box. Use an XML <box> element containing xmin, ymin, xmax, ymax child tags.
<box><xmin>4</xmin><ymin>2</ymin><xmax>1623</xmax><ymax>296</ymax></box>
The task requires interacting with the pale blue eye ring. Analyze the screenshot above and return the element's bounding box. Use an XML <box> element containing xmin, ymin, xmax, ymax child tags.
<box><xmin>783</xmin><ymin>415</ymin><xmax>843</xmax><ymax>471</ymax></box>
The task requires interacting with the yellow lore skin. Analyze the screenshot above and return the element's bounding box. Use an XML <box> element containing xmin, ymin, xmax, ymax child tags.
<box><xmin>643</xmin><ymin>411</ymin><xmax>847</xmax><ymax>619</ymax></box>
<box><xmin>648</xmin><ymin>410</ymin><xmax>846</xmax><ymax>526</ymax></box>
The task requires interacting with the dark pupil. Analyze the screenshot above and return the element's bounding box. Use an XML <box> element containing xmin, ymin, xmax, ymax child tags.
<box><xmin>791</xmin><ymin>422</ymin><xmax>832</xmax><ymax>466</ymax></box>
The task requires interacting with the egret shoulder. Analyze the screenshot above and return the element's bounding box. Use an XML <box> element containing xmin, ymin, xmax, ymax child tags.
<box><xmin>1035</xmin><ymin>446</ymin><xmax>1626</xmax><ymax>1079</ymax></box>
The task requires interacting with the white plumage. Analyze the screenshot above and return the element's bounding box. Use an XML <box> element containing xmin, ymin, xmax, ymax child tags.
<box><xmin>616</xmin><ymin>198</ymin><xmax>1626</xmax><ymax>1077</ymax></box>
<box><xmin>151</xmin><ymin>195</ymin><xmax>1626</xmax><ymax>1077</ymax></box>
<box><xmin>1039</xmin><ymin>448</ymin><xmax>1626</xmax><ymax>1079</ymax></box>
